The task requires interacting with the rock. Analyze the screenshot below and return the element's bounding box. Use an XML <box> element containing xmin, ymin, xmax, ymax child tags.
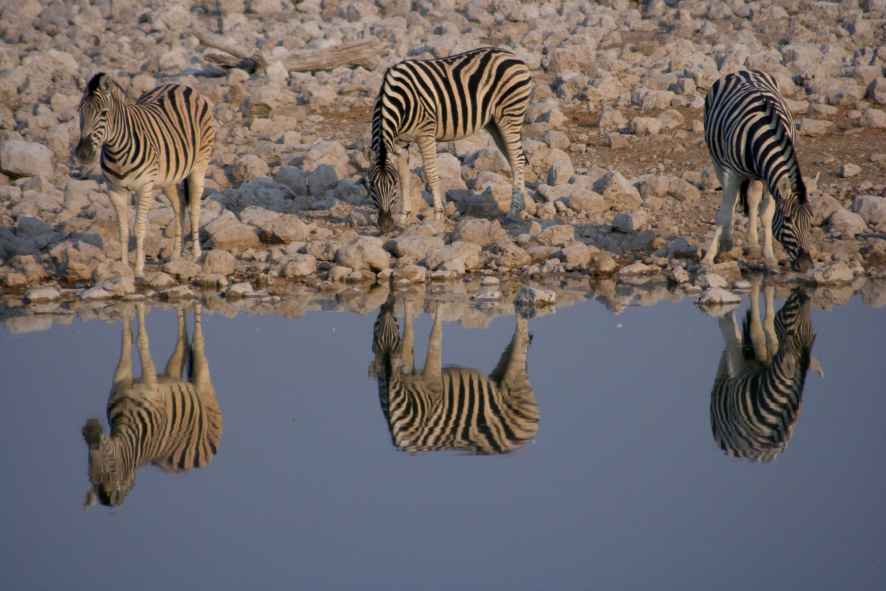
<box><xmin>81</xmin><ymin>286</ymin><xmax>113</xmax><ymax>301</ymax></box>
<box><xmin>812</xmin><ymin>262</ymin><xmax>854</xmax><ymax>285</ymax></box>
<box><xmin>799</xmin><ymin>118</ymin><xmax>833</xmax><ymax>136</ymax></box>
<box><xmin>852</xmin><ymin>195</ymin><xmax>886</xmax><ymax>231</ymax></box>
<box><xmin>862</xmin><ymin>108</ymin><xmax>886</xmax><ymax>129</ymax></box>
<box><xmin>204</xmin><ymin>211</ymin><xmax>262</xmax><ymax>250</ymax></box>
<box><xmin>0</xmin><ymin>141</ymin><xmax>53</xmax><ymax>177</ymax></box>
<box><xmin>336</xmin><ymin>237</ymin><xmax>391</xmax><ymax>272</ymax></box>
<box><xmin>425</xmin><ymin>241</ymin><xmax>481</xmax><ymax>272</ymax></box>
<box><xmin>841</xmin><ymin>163</ymin><xmax>862</xmax><ymax>178</ymax></box>
<box><xmin>393</xmin><ymin>264</ymin><xmax>427</xmax><ymax>284</ymax></box>
<box><xmin>303</xmin><ymin>140</ymin><xmax>351</xmax><ymax>179</ymax></box>
<box><xmin>613</xmin><ymin>211</ymin><xmax>648</xmax><ymax>232</ymax></box>
<box><xmin>389</xmin><ymin>234</ymin><xmax>444</xmax><ymax>261</ymax></box>
<box><xmin>618</xmin><ymin>261</ymin><xmax>657</xmax><ymax>277</ymax></box>
<box><xmin>536</xmin><ymin>224</ymin><xmax>575</xmax><ymax>247</ymax></box>
<box><xmin>667</xmin><ymin>177</ymin><xmax>702</xmax><ymax>202</ymax></box>
<box><xmin>547</xmin><ymin>157</ymin><xmax>575</xmax><ymax>185</ymax></box>
<box><xmin>697</xmin><ymin>287</ymin><xmax>741</xmax><ymax>305</ymax></box>
<box><xmin>202</xmin><ymin>250</ymin><xmax>237</xmax><ymax>276</ymax></box>
<box><xmin>453</xmin><ymin>218</ymin><xmax>506</xmax><ymax>247</ymax></box>
<box><xmin>827</xmin><ymin>208</ymin><xmax>868</xmax><ymax>238</ymax></box>
<box><xmin>282</xmin><ymin>254</ymin><xmax>317</xmax><ymax>278</ymax></box>
<box><xmin>307</xmin><ymin>165</ymin><xmax>339</xmax><ymax>195</ymax></box>
<box><xmin>515</xmin><ymin>286</ymin><xmax>557</xmax><ymax>308</ymax></box>
<box><xmin>145</xmin><ymin>271</ymin><xmax>177</xmax><ymax>289</ymax></box>
<box><xmin>490</xmin><ymin>239</ymin><xmax>531</xmax><ymax>269</ymax></box>
<box><xmin>697</xmin><ymin>273</ymin><xmax>728</xmax><ymax>289</ymax></box>
<box><xmin>567</xmin><ymin>192</ymin><xmax>607</xmax><ymax>214</ymax></box>
<box><xmin>560</xmin><ymin>242</ymin><xmax>592</xmax><ymax>268</ymax></box>
<box><xmin>593</xmin><ymin>170</ymin><xmax>642</xmax><ymax>204</ymax></box>
<box><xmin>25</xmin><ymin>286</ymin><xmax>61</xmax><ymax>302</ymax></box>
<box><xmin>231</xmin><ymin>154</ymin><xmax>270</xmax><ymax>182</ymax></box>
<box><xmin>328</xmin><ymin>265</ymin><xmax>352</xmax><ymax>282</ymax></box>
<box><xmin>275</xmin><ymin>166</ymin><xmax>308</xmax><ymax>195</ymax></box>
<box><xmin>598</xmin><ymin>107</ymin><xmax>627</xmax><ymax>132</ymax></box>
<box><xmin>665</xmin><ymin>237</ymin><xmax>698</xmax><ymax>258</ymax></box>
<box><xmin>162</xmin><ymin>258</ymin><xmax>201</xmax><ymax>281</ymax></box>
<box><xmin>589</xmin><ymin>252</ymin><xmax>617</xmax><ymax>274</ymax></box>
<box><xmin>160</xmin><ymin>286</ymin><xmax>196</xmax><ymax>300</ymax></box>
<box><xmin>631</xmin><ymin>117</ymin><xmax>662</xmax><ymax>136</ymax></box>
<box><xmin>226</xmin><ymin>282</ymin><xmax>255</xmax><ymax>298</ymax></box>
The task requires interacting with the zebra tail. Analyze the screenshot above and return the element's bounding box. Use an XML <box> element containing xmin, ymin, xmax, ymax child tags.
<box><xmin>181</xmin><ymin>178</ymin><xmax>191</xmax><ymax>206</ymax></box>
<box><xmin>740</xmin><ymin>310</ymin><xmax>755</xmax><ymax>361</ymax></box>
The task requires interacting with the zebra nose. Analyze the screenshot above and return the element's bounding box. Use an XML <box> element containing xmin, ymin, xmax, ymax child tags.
<box><xmin>74</xmin><ymin>139</ymin><xmax>94</xmax><ymax>163</ymax></box>
<box><xmin>792</xmin><ymin>253</ymin><xmax>813</xmax><ymax>273</ymax></box>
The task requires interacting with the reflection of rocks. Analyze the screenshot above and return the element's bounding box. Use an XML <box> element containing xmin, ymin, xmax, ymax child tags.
<box><xmin>82</xmin><ymin>303</ymin><xmax>222</xmax><ymax>508</ymax></box>
<box><xmin>369</xmin><ymin>292</ymin><xmax>537</xmax><ymax>454</ymax></box>
<box><xmin>707</xmin><ymin>281</ymin><xmax>822</xmax><ymax>463</ymax></box>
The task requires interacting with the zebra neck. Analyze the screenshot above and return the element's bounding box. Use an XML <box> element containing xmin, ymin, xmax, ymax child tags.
<box><xmin>103</xmin><ymin>103</ymin><xmax>138</xmax><ymax>157</ymax></box>
<box><xmin>107</xmin><ymin>425</ymin><xmax>145</xmax><ymax>473</ymax></box>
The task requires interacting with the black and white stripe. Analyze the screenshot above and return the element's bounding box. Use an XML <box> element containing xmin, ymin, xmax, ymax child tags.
<box><xmin>370</xmin><ymin>294</ymin><xmax>538</xmax><ymax>454</ymax></box>
<box><xmin>367</xmin><ymin>47</ymin><xmax>533</xmax><ymax>233</ymax></box>
<box><xmin>709</xmin><ymin>287</ymin><xmax>817</xmax><ymax>462</ymax></box>
<box><xmin>82</xmin><ymin>304</ymin><xmax>222</xmax><ymax>507</ymax></box>
<box><xmin>702</xmin><ymin>70</ymin><xmax>814</xmax><ymax>272</ymax></box>
<box><xmin>75</xmin><ymin>73</ymin><xmax>216</xmax><ymax>277</ymax></box>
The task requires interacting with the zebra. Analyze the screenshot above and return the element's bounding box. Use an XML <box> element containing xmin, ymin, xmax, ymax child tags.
<box><xmin>369</xmin><ymin>292</ymin><xmax>539</xmax><ymax>454</ymax></box>
<box><xmin>74</xmin><ymin>73</ymin><xmax>216</xmax><ymax>278</ymax></box>
<box><xmin>81</xmin><ymin>303</ymin><xmax>222</xmax><ymax>508</ymax></box>
<box><xmin>702</xmin><ymin>69</ymin><xmax>815</xmax><ymax>272</ymax></box>
<box><xmin>709</xmin><ymin>280</ymin><xmax>823</xmax><ymax>462</ymax></box>
<box><xmin>366</xmin><ymin>47</ymin><xmax>534</xmax><ymax>233</ymax></box>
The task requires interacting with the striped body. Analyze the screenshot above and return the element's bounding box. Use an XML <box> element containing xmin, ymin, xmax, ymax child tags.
<box><xmin>82</xmin><ymin>304</ymin><xmax>221</xmax><ymax>507</ymax></box>
<box><xmin>368</xmin><ymin>47</ymin><xmax>533</xmax><ymax>232</ymax></box>
<box><xmin>76</xmin><ymin>73</ymin><xmax>216</xmax><ymax>277</ymax></box>
<box><xmin>702</xmin><ymin>70</ymin><xmax>814</xmax><ymax>272</ymax></box>
<box><xmin>370</xmin><ymin>295</ymin><xmax>538</xmax><ymax>454</ymax></box>
<box><xmin>710</xmin><ymin>287</ymin><xmax>817</xmax><ymax>462</ymax></box>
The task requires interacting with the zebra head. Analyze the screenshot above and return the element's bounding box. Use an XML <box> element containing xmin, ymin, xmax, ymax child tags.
<box><xmin>75</xmin><ymin>73</ymin><xmax>121</xmax><ymax>164</ymax></box>
<box><xmin>774</xmin><ymin>176</ymin><xmax>815</xmax><ymax>272</ymax></box>
<box><xmin>775</xmin><ymin>288</ymin><xmax>817</xmax><ymax>372</ymax></box>
<box><xmin>81</xmin><ymin>417</ymin><xmax>134</xmax><ymax>508</ymax></box>
<box><xmin>366</xmin><ymin>162</ymin><xmax>399</xmax><ymax>234</ymax></box>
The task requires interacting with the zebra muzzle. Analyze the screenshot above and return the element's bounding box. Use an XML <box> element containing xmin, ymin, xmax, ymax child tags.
<box><xmin>74</xmin><ymin>139</ymin><xmax>96</xmax><ymax>163</ymax></box>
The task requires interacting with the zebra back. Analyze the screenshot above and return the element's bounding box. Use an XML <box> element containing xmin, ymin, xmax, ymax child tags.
<box><xmin>710</xmin><ymin>288</ymin><xmax>816</xmax><ymax>462</ymax></box>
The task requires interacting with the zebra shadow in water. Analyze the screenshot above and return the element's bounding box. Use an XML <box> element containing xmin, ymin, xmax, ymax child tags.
<box><xmin>709</xmin><ymin>280</ymin><xmax>824</xmax><ymax>462</ymax></box>
<box><xmin>369</xmin><ymin>293</ymin><xmax>539</xmax><ymax>455</ymax></box>
<box><xmin>81</xmin><ymin>303</ymin><xmax>222</xmax><ymax>508</ymax></box>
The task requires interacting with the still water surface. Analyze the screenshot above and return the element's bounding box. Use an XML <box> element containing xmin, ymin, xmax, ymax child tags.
<box><xmin>1</xmin><ymin>288</ymin><xmax>884</xmax><ymax>590</ymax></box>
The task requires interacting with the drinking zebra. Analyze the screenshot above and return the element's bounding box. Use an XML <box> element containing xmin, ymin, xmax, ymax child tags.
<box><xmin>709</xmin><ymin>281</ymin><xmax>822</xmax><ymax>462</ymax></box>
<box><xmin>702</xmin><ymin>70</ymin><xmax>814</xmax><ymax>272</ymax></box>
<box><xmin>75</xmin><ymin>73</ymin><xmax>216</xmax><ymax>277</ymax></box>
<box><xmin>369</xmin><ymin>294</ymin><xmax>539</xmax><ymax>454</ymax></box>
<box><xmin>366</xmin><ymin>47</ymin><xmax>534</xmax><ymax>233</ymax></box>
<box><xmin>82</xmin><ymin>303</ymin><xmax>222</xmax><ymax>508</ymax></box>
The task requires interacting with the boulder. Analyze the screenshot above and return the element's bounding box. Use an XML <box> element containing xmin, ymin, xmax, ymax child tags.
<box><xmin>0</xmin><ymin>141</ymin><xmax>53</xmax><ymax>177</ymax></box>
<box><xmin>852</xmin><ymin>195</ymin><xmax>886</xmax><ymax>231</ymax></box>
<box><xmin>536</xmin><ymin>224</ymin><xmax>575</xmax><ymax>247</ymax></box>
<box><xmin>336</xmin><ymin>237</ymin><xmax>391</xmax><ymax>272</ymax></box>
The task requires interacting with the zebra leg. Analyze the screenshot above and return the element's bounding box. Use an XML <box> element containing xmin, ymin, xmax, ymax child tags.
<box><xmin>488</xmin><ymin>120</ymin><xmax>527</xmax><ymax>217</ymax></box>
<box><xmin>396</xmin><ymin>148</ymin><xmax>411</xmax><ymax>227</ymax></box>
<box><xmin>191</xmin><ymin>304</ymin><xmax>212</xmax><ymax>390</ymax></box>
<box><xmin>763</xmin><ymin>283</ymin><xmax>779</xmax><ymax>357</ymax></box>
<box><xmin>163</xmin><ymin>307</ymin><xmax>190</xmax><ymax>379</ymax></box>
<box><xmin>162</xmin><ymin>184</ymin><xmax>183</xmax><ymax>260</ymax></box>
<box><xmin>401</xmin><ymin>296</ymin><xmax>416</xmax><ymax>375</ymax></box>
<box><xmin>746</xmin><ymin>180</ymin><xmax>764</xmax><ymax>257</ymax></box>
<box><xmin>490</xmin><ymin>314</ymin><xmax>531</xmax><ymax>388</ymax></box>
<box><xmin>113</xmin><ymin>306</ymin><xmax>134</xmax><ymax>390</ymax></box>
<box><xmin>133</xmin><ymin>185</ymin><xmax>155</xmax><ymax>278</ymax></box>
<box><xmin>135</xmin><ymin>303</ymin><xmax>158</xmax><ymax>386</ymax></box>
<box><xmin>187</xmin><ymin>170</ymin><xmax>206</xmax><ymax>259</ymax></box>
<box><xmin>760</xmin><ymin>191</ymin><xmax>778</xmax><ymax>270</ymax></box>
<box><xmin>421</xmin><ymin>302</ymin><xmax>443</xmax><ymax>384</ymax></box>
<box><xmin>703</xmin><ymin>171</ymin><xmax>741</xmax><ymax>266</ymax></box>
<box><xmin>416</xmin><ymin>134</ymin><xmax>444</xmax><ymax>220</ymax></box>
<box><xmin>718</xmin><ymin>311</ymin><xmax>745</xmax><ymax>378</ymax></box>
<box><xmin>108</xmin><ymin>189</ymin><xmax>131</xmax><ymax>268</ymax></box>
<box><xmin>748</xmin><ymin>276</ymin><xmax>769</xmax><ymax>363</ymax></box>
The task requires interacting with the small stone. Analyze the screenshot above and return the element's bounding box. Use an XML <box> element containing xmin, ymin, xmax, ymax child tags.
<box><xmin>145</xmin><ymin>272</ymin><xmax>177</xmax><ymax>289</ymax></box>
<box><xmin>665</xmin><ymin>237</ymin><xmax>698</xmax><ymax>258</ymax></box>
<box><xmin>812</xmin><ymin>262</ymin><xmax>854</xmax><ymax>285</ymax></box>
<box><xmin>618</xmin><ymin>261</ymin><xmax>657</xmax><ymax>277</ymax></box>
<box><xmin>160</xmin><ymin>285</ymin><xmax>196</xmax><ymax>300</ymax></box>
<box><xmin>202</xmin><ymin>250</ymin><xmax>237</xmax><ymax>276</ymax></box>
<box><xmin>697</xmin><ymin>273</ymin><xmax>728</xmax><ymax>289</ymax></box>
<box><xmin>226</xmin><ymin>282</ymin><xmax>255</xmax><ymax>298</ymax></box>
<box><xmin>282</xmin><ymin>254</ymin><xmax>317</xmax><ymax>278</ymax></box>
<box><xmin>25</xmin><ymin>286</ymin><xmax>60</xmax><ymax>302</ymax></box>
<box><xmin>697</xmin><ymin>287</ymin><xmax>741</xmax><ymax>305</ymax></box>
<box><xmin>841</xmin><ymin>163</ymin><xmax>862</xmax><ymax>178</ymax></box>
<box><xmin>81</xmin><ymin>286</ymin><xmax>113</xmax><ymax>300</ymax></box>
<box><xmin>393</xmin><ymin>264</ymin><xmax>427</xmax><ymax>284</ymax></box>
<box><xmin>589</xmin><ymin>252</ymin><xmax>617</xmax><ymax>274</ymax></box>
<box><xmin>536</xmin><ymin>224</ymin><xmax>575</xmax><ymax>247</ymax></box>
<box><xmin>613</xmin><ymin>211</ymin><xmax>648</xmax><ymax>232</ymax></box>
<box><xmin>162</xmin><ymin>258</ymin><xmax>201</xmax><ymax>281</ymax></box>
<box><xmin>515</xmin><ymin>286</ymin><xmax>557</xmax><ymax>307</ymax></box>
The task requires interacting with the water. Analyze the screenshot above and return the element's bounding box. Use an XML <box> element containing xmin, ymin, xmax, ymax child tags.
<box><xmin>1</xmin><ymin>286</ymin><xmax>884</xmax><ymax>590</ymax></box>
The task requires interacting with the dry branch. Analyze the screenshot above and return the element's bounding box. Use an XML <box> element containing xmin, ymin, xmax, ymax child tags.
<box><xmin>193</xmin><ymin>30</ymin><xmax>382</xmax><ymax>75</ymax></box>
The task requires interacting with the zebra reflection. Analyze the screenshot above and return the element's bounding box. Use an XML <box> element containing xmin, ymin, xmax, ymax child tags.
<box><xmin>82</xmin><ymin>303</ymin><xmax>222</xmax><ymax>508</ymax></box>
<box><xmin>369</xmin><ymin>294</ymin><xmax>539</xmax><ymax>454</ymax></box>
<box><xmin>709</xmin><ymin>281</ymin><xmax>823</xmax><ymax>462</ymax></box>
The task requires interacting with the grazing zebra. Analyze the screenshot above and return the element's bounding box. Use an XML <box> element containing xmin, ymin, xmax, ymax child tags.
<box><xmin>369</xmin><ymin>293</ymin><xmax>539</xmax><ymax>454</ymax></box>
<box><xmin>82</xmin><ymin>303</ymin><xmax>222</xmax><ymax>508</ymax></box>
<box><xmin>709</xmin><ymin>281</ymin><xmax>823</xmax><ymax>462</ymax></box>
<box><xmin>702</xmin><ymin>70</ymin><xmax>814</xmax><ymax>272</ymax></box>
<box><xmin>366</xmin><ymin>47</ymin><xmax>534</xmax><ymax>233</ymax></box>
<box><xmin>75</xmin><ymin>73</ymin><xmax>216</xmax><ymax>277</ymax></box>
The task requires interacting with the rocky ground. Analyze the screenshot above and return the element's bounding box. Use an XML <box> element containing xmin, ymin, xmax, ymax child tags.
<box><xmin>2</xmin><ymin>0</ymin><xmax>886</xmax><ymax>318</ymax></box>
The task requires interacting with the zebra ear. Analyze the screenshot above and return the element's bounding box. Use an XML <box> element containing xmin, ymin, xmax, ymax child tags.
<box><xmin>83</xmin><ymin>487</ymin><xmax>97</xmax><ymax>510</ymax></box>
<box><xmin>99</xmin><ymin>74</ymin><xmax>112</xmax><ymax>92</ymax></box>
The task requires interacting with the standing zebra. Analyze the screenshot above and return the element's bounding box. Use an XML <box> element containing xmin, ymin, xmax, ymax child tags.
<box><xmin>702</xmin><ymin>70</ymin><xmax>814</xmax><ymax>272</ymax></box>
<box><xmin>709</xmin><ymin>281</ymin><xmax>822</xmax><ymax>462</ymax></box>
<box><xmin>75</xmin><ymin>73</ymin><xmax>216</xmax><ymax>277</ymax></box>
<box><xmin>369</xmin><ymin>293</ymin><xmax>539</xmax><ymax>454</ymax></box>
<box><xmin>82</xmin><ymin>303</ymin><xmax>222</xmax><ymax>508</ymax></box>
<box><xmin>366</xmin><ymin>47</ymin><xmax>534</xmax><ymax>233</ymax></box>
